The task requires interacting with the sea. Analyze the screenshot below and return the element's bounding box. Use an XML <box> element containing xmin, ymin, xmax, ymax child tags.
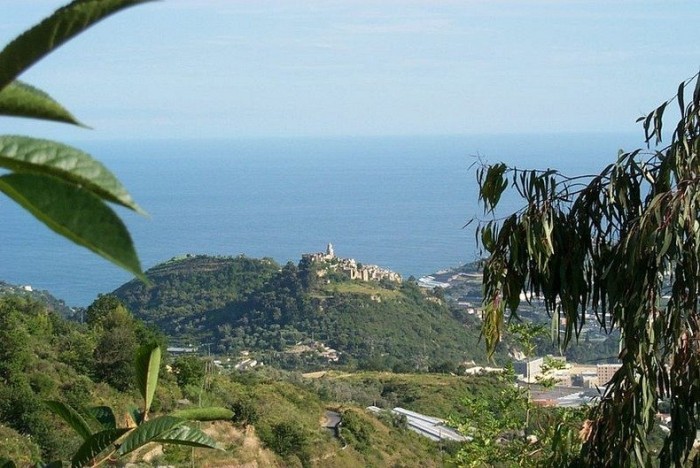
<box><xmin>0</xmin><ymin>133</ymin><xmax>640</xmax><ymax>307</ymax></box>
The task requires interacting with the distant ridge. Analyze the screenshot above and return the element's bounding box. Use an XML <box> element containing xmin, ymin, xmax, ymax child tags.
<box><xmin>0</xmin><ymin>280</ymin><xmax>73</xmax><ymax>317</ymax></box>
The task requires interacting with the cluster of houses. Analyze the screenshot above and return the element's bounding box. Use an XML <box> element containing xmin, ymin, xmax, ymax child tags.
<box><xmin>286</xmin><ymin>340</ymin><xmax>340</xmax><ymax>362</ymax></box>
<box><xmin>302</xmin><ymin>243</ymin><xmax>402</xmax><ymax>283</ymax></box>
<box><xmin>513</xmin><ymin>357</ymin><xmax>622</xmax><ymax>388</ymax></box>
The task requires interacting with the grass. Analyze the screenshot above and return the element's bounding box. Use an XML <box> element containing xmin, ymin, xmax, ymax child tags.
<box><xmin>319</xmin><ymin>280</ymin><xmax>401</xmax><ymax>299</ymax></box>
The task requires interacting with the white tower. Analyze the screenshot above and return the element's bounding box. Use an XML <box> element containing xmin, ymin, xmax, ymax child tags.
<box><xmin>326</xmin><ymin>243</ymin><xmax>335</xmax><ymax>258</ymax></box>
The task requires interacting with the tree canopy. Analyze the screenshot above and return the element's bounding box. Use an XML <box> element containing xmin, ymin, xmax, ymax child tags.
<box><xmin>477</xmin><ymin>72</ymin><xmax>700</xmax><ymax>466</ymax></box>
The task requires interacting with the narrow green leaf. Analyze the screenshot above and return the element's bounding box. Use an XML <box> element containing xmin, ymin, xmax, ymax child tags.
<box><xmin>481</xmin><ymin>223</ymin><xmax>495</xmax><ymax>253</ymax></box>
<box><xmin>134</xmin><ymin>344</ymin><xmax>161</xmax><ymax>417</ymax></box>
<box><xmin>115</xmin><ymin>416</ymin><xmax>185</xmax><ymax>456</ymax></box>
<box><xmin>45</xmin><ymin>400</ymin><xmax>93</xmax><ymax>441</ymax></box>
<box><xmin>0</xmin><ymin>81</ymin><xmax>83</xmax><ymax>126</ymax></box>
<box><xmin>0</xmin><ymin>173</ymin><xmax>144</xmax><ymax>281</ymax></box>
<box><xmin>86</xmin><ymin>406</ymin><xmax>117</xmax><ymax>430</ymax></box>
<box><xmin>480</xmin><ymin>163</ymin><xmax>508</xmax><ymax>212</ymax></box>
<box><xmin>71</xmin><ymin>428</ymin><xmax>129</xmax><ymax>468</ymax></box>
<box><xmin>0</xmin><ymin>0</ymin><xmax>156</xmax><ymax>90</ymax></box>
<box><xmin>154</xmin><ymin>425</ymin><xmax>222</xmax><ymax>450</ymax></box>
<box><xmin>551</xmin><ymin>307</ymin><xmax>559</xmax><ymax>343</ymax></box>
<box><xmin>170</xmin><ymin>407</ymin><xmax>234</xmax><ymax>422</ymax></box>
<box><xmin>653</xmin><ymin>102</ymin><xmax>667</xmax><ymax>144</ymax></box>
<box><xmin>0</xmin><ymin>135</ymin><xmax>144</xmax><ymax>213</ymax></box>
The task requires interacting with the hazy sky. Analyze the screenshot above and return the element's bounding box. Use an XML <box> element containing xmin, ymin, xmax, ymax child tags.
<box><xmin>2</xmin><ymin>1</ymin><xmax>699</xmax><ymax>140</ymax></box>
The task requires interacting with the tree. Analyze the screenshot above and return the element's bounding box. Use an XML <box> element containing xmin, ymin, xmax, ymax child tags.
<box><xmin>0</xmin><ymin>301</ymin><xmax>31</xmax><ymax>383</ymax></box>
<box><xmin>85</xmin><ymin>294</ymin><xmax>125</xmax><ymax>327</ymax></box>
<box><xmin>172</xmin><ymin>355</ymin><xmax>206</xmax><ymax>389</ymax></box>
<box><xmin>476</xmin><ymin>72</ymin><xmax>700</xmax><ymax>466</ymax></box>
<box><xmin>93</xmin><ymin>321</ymin><xmax>138</xmax><ymax>391</ymax></box>
<box><xmin>0</xmin><ymin>0</ymin><xmax>151</xmax><ymax>280</ymax></box>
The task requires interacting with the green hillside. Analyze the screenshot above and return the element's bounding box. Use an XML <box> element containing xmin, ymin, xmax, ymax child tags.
<box><xmin>0</xmin><ymin>280</ymin><xmax>73</xmax><ymax>318</ymax></box>
<box><xmin>114</xmin><ymin>254</ymin><xmax>499</xmax><ymax>371</ymax></box>
<box><xmin>0</xmin><ymin>294</ymin><xmax>467</xmax><ymax>466</ymax></box>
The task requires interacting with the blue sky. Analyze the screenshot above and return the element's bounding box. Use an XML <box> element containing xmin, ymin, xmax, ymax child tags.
<box><xmin>2</xmin><ymin>1</ymin><xmax>699</xmax><ymax>140</ymax></box>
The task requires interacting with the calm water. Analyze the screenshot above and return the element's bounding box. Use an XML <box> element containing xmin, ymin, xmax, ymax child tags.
<box><xmin>0</xmin><ymin>133</ymin><xmax>639</xmax><ymax>307</ymax></box>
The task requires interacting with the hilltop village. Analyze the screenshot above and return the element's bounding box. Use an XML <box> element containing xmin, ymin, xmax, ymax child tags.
<box><xmin>302</xmin><ymin>243</ymin><xmax>402</xmax><ymax>283</ymax></box>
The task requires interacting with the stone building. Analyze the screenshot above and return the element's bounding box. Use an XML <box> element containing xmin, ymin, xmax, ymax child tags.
<box><xmin>302</xmin><ymin>243</ymin><xmax>402</xmax><ymax>284</ymax></box>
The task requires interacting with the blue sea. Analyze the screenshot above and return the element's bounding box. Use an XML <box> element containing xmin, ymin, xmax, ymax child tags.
<box><xmin>0</xmin><ymin>133</ymin><xmax>640</xmax><ymax>307</ymax></box>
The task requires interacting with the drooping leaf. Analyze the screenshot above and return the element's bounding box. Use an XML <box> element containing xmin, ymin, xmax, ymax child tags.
<box><xmin>479</xmin><ymin>163</ymin><xmax>508</xmax><ymax>212</ymax></box>
<box><xmin>154</xmin><ymin>424</ymin><xmax>222</xmax><ymax>449</ymax></box>
<box><xmin>45</xmin><ymin>400</ymin><xmax>93</xmax><ymax>441</ymax></box>
<box><xmin>86</xmin><ymin>406</ymin><xmax>117</xmax><ymax>430</ymax></box>
<box><xmin>677</xmin><ymin>80</ymin><xmax>685</xmax><ymax>115</ymax></box>
<box><xmin>0</xmin><ymin>0</ymin><xmax>156</xmax><ymax>91</ymax></box>
<box><xmin>0</xmin><ymin>81</ymin><xmax>83</xmax><ymax>126</ymax></box>
<box><xmin>170</xmin><ymin>407</ymin><xmax>234</xmax><ymax>422</ymax></box>
<box><xmin>0</xmin><ymin>135</ymin><xmax>144</xmax><ymax>213</ymax></box>
<box><xmin>134</xmin><ymin>344</ymin><xmax>161</xmax><ymax>418</ymax></box>
<box><xmin>71</xmin><ymin>428</ymin><xmax>130</xmax><ymax>468</ymax></box>
<box><xmin>0</xmin><ymin>173</ymin><xmax>144</xmax><ymax>280</ymax></box>
<box><xmin>115</xmin><ymin>416</ymin><xmax>185</xmax><ymax>456</ymax></box>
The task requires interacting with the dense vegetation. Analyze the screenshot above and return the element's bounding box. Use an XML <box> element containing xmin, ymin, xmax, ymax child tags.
<box><xmin>0</xmin><ymin>294</ymin><xmax>487</xmax><ymax>466</ymax></box>
<box><xmin>114</xmin><ymin>254</ymin><xmax>501</xmax><ymax>371</ymax></box>
<box><xmin>0</xmin><ymin>281</ymin><xmax>72</xmax><ymax>317</ymax></box>
<box><xmin>0</xmin><ymin>295</ymin><xmax>157</xmax><ymax>463</ymax></box>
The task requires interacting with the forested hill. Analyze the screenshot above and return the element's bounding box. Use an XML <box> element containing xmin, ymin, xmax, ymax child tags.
<box><xmin>114</xmin><ymin>254</ymin><xmax>493</xmax><ymax>371</ymax></box>
<box><xmin>0</xmin><ymin>280</ymin><xmax>73</xmax><ymax>318</ymax></box>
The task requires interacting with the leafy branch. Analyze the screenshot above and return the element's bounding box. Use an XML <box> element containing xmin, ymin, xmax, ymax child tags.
<box><xmin>475</xmin><ymin>71</ymin><xmax>700</xmax><ymax>466</ymax></box>
<box><xmin>0</xmin><ymin>0</ymin><xmax>156</xmax><ymax>281</ymax></box>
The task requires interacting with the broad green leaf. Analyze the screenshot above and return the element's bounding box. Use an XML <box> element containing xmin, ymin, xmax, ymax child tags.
<box><xmin>86</xmin><ymin>406</ymin><xmax>117</xmax><ymax>430</ymax></box>
<box><xmin>71</xmin><ymin>428</ymin><xmax>129</xmax><ymax>468</ymax></box>
<box><xmin>45</xmin><ymin>400</ymin><xmax>93</xmax><ymax>441</ymax></box>
<box><xmin>115</xmin><ymin>416</ymin><xmax>185</xmax><ymax>456</ymax></box>
<box><xmin>0</xmin><ymin>135</ymin><xmax>144</xmax><ymax>213</ymax></box>
<box><xmin>154</xmin><ymin>425</ymin><xmax>222</xmax><ymax>449</ymax></box>
<box><xmin>170</xmin><ymin>407</ymin><xmax>234</xmax><ymax>421</ymax></box>
<box><xmin>0</xmin><ymin>81</ymin><xmax>83</xmax><ymax>126</ymax></box>
<box><xmin>0</xmin><ymin>173</ymin><xmax>144</xmax><ymax>281</ymax></box>
<box><xmin>0</xmin><ymin>0</ymin><xmax>155</xmax><ymax>90</ymax></box>
<box><xmin>134</xmin><ymin>344</ymin><xmax>161</xmax><ymax>418</ymax></box>
<box><xmin>37</xmin><ymin>462</ymin><xmax>63</xmax><ymax>468</ymax></box>
<box><xmin>0</xmin><ymin>458</ymin><xmax>16</xmax><ymax>468</ymax></box>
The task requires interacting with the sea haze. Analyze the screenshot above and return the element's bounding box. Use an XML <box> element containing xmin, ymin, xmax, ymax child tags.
<box><xmin>0</xmin><ymin>133</ymin><xmax>639</xmax><ymax>307</ymax></box>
